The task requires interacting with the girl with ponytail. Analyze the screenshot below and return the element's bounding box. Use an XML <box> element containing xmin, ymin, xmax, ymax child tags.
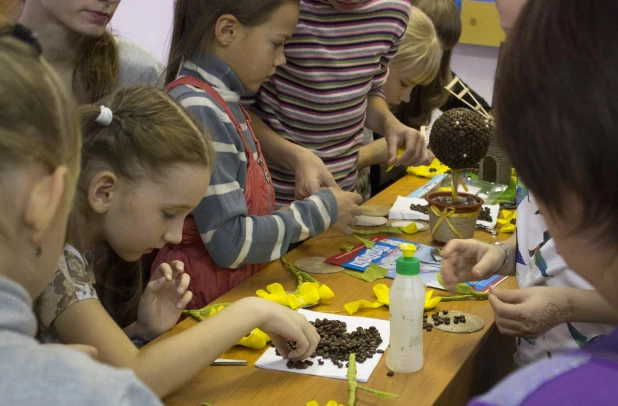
<box><xmin>35</xmin><ymin>84</ymin><xmax>319</xmax><ymax>399</ymax></box>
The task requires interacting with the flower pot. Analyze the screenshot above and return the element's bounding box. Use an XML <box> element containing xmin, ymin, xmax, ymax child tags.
<box><xmin>425</xmin><ymin>191</ymin><xmax>484</xmax><ymax>244</ymax></box>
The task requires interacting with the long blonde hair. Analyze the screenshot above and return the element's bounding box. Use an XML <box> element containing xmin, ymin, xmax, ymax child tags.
<box><xmin>400</xmin><ymin>0</ymin><xmax>462</xmax><ymax>127</ymax></box>
<box><xmin>390</xmin><ymin>8</ymin><xmax>442</xmax><ymax>88</ymax></box>
<box><xmin>72</xmin><ymin>84</ymin><xmax>215</xmax><ymax>326</ymax></box>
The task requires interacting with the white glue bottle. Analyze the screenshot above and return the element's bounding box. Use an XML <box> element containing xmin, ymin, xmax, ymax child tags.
<box><xmin>386</xmin><ymin>243</ymin><xmax>425</xmax><ymax>373</ymax></box>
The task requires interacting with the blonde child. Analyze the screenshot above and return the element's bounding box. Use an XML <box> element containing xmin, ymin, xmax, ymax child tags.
<box><xmin>401</xmin><ymin>0</ymin><xmax>491</xmax><ymax>129</ymax></box>
<box><xmin>158</xmin><ymin>0</ymin><xmax>362</xmax><ymax>309</ymax></box>
<box><xmin>248</xmin><ymin>0</ymin><xmax>434</xmax><ymax>204</ymax></box>
<box><xmin>18</xmin><ymin>0</ymin><xmax>162</xmax><ymax>102</ymax></box>
<box><xmin>0</xmin><ymin>26</ymin><xmax>159</xmax><ymax>405</ymax></box>
<box><xmin>356</xmin><ymin>7</ymin><xmax>442</xmax><ymax>196</ymax></box>
<box><xmin>35</xmin><ymin>84</ymin><xmax>319</xmax><ymax>398</ymax></box>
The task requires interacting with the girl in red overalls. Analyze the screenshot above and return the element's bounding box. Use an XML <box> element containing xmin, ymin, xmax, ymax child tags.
<box><xmin>154</xmin><ymin>0</ymin><xmax>362</xmax><ymax>310</ymax></box>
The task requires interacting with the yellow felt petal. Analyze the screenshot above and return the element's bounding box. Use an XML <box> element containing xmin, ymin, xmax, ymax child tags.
<box><xmin>500</xmin><ymin>224</ymin><xmax>516</xmax><ymax>233</ymax></box>
<box><xmin>500</xmin><ymin>209</ymin><xmax>517</xmax><ymax>220</ymax></box>
<box><xmin>256</xmin><ymin>291</ymin><xmax>290</xmax><ymax>307</ymax></box>
<box><xmin>266</xmin><ymin>283</ymin><xmax>287</xmax><ymax>296</ymax></box>
<box><xmin>298</xmin><ymin>283</ymin><xmax>321</xmax><ymax>303</ymax></box>
<box><xmin>373</xmin><ymin>283</ymin><xmax>390</xmax><ymax>305</ymax></box>
<box><xmin>286</xmin><ymin>294</ymin><xmax>303</xmax><ymax>310</ymax></box>
<box><xmin>424</xmin><ymin>290</ymin><xmax>442</xmax><ymax>310</ymax></box>
<box><xmin>208</xmin><ymin>307</ymin><xmax>218</xmax><ymax>317</ymax></box>
<box><xmin>237</xmin><ymin>328</ymin><xmax>270</xmax><ymax>349</ymax></box>
<box><xmin>401</xmin><ymin>222</ymin><xmax>419</xmax><ymax>235</ymax></box>
<box><xmin>318</xmin><ymin>283</ymin><xmax>335</xmax><ymax>300</ymax></box>
<box><xmin>407</xmin><ymin>158</ymin><xmax>450</xmax><ymax>178</ymax></box>
<box><xmin>386</xmin><ymin>148</ymin><xmax>406</xmax><ymax>172</ymax></box>
<box><xmin>344</xmin><ymin>300</ymin><xmax>385</xmax><ymax>315</ymax></box>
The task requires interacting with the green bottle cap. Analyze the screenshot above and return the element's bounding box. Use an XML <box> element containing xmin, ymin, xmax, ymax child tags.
<box><xmin>396</xmin><ymin>243</ymin><xmax>420</xmax><ymax>276</ymax></box>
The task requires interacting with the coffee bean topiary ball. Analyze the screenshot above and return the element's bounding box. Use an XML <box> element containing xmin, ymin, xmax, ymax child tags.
<box><xmin>429</xmin><ymin>108</ymin><xmax>493</xmax><ymax>169</ymax></box>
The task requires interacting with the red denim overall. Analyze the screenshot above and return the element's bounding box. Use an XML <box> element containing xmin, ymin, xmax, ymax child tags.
<box><xmin>152</xmin><ymin>76</ymin><xmax>275</xmax><ymax>310</ymax></box>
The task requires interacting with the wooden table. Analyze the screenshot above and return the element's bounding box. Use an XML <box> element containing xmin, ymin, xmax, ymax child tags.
<box><xmin>159</xmin><ymin>175</ymin><xmax>517</xmax><ymax>406</ymax></box>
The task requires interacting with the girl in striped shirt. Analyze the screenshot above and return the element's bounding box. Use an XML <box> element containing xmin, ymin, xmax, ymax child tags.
<box><xmin>249</xmin><ymin>0</ymin><xmax>435</xmax><ymax>204</ymax></box>
<box><xmin>154</xmin><ymin>0</ymin><xmax>363</xmax><ymax>310</ymax></box>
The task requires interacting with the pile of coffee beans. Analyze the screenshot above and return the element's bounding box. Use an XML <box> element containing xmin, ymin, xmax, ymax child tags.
<box><xmin>423</xmin><ymin>310</ymin><xmax>466</xmax><ymax>331</ymax></box>
<box><xmin>410</xmin><ymin>203</ymin><xmax>429</xmax><ymax>214</ymax></box>
<box><xmin>477</xmin><ymin>207</ymin><xmax>493</xmax><ymax>222</ymax></box>
<box><xmin>275</xmin><ymin>318</ymin><xmax>384</xmax><ymax>368</ymax></box>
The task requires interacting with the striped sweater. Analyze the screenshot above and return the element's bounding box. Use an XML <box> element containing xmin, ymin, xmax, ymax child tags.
<box><xmin>253</xmin><ymin>0</ymin><xmax>411</xmax><ymax>204</ymax></box>
<box><xmin>171</xmin><ymin>55</ymin><xmax>338</xmax><ymax>269</ymax></box>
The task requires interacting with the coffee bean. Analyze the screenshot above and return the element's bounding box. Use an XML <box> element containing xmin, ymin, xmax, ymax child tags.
<box><xmin>377</xmin><ymin>349</ymin><xmax>384</xmax><ymax>354</ymax></box>
<box><xmin>443</xmin><ymin>310</ymin><xmax>449</xmax><ymax>315</ymax></box>
<box><xmin>338</xmin><ymin>363</ymin><xmax>343</xmax><ymax>369</ymax></box>
<box><xmin>273</xmin><ymin>319</ymin><xmax>384</xmax><ymax>367</ymax></box>
<box><xmin>410</xmin><ymin>203</ymin><xmax>429</xmax><ymax>214</ymax></box>
<box><xmin>426</xmin><ymin>325</ymin><xmax>433</xmax><ymax>332</ymax></box>
<box><xmin>387</xmin><ymin>371</ymin><xmax>395</xmax><ymax>377</ymax></box>
<box><xmin>305</xmin><ymin>360</ymin><xmax>314</xmax><ymax>366</ymax></box>
<box><xmin>275</xmin><ymin>350</ymin><xmax>280</xmax><ymax>356</ymax></box>
<box><xmin>454</xmin><ymin>319</ymin><xmax>459</xmax><ymax>324</ymax></box>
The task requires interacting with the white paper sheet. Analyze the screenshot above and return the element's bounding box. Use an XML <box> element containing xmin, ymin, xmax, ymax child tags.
<box><xmin>254</xmin><ymin>309</ymin><xmax>390</xmax><ymax>382</ymax></box>
<box><xmin>388</xmin><ymin>197</ymin><xmax>499</xmax><ymax>230</ymax></box>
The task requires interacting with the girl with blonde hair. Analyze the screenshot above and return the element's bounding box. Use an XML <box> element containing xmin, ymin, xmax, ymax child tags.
<box><xmin>357</xmin><ymin>7</ymin><xmax>442</xmax><ymax>198</ymax></box>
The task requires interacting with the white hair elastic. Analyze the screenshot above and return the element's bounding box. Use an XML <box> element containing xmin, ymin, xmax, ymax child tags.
<box><xmin>95</xmin><ymin>105</ymin><xmax>113</xmax><ymax>126</ymax></box>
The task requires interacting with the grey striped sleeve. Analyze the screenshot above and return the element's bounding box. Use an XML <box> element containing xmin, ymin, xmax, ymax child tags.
<box><xmin>175</xmin><ymin>88</ymin><xmax>338</xmax><ymax>268</ymax></box>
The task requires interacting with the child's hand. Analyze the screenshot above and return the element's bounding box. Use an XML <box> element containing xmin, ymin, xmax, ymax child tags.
<box><xmin>383</xmin><ymin>120</ymin><xmax>434</xmax><ymax>167</ymax></box>
<box><xmin>441</xmin><ymin>239</ymin><xmax>506</xmax><ymax>293</ymax></box>
<box><xmin>250</xmin><ymin>298</ymin><xmax>320</xmax><ymax>360</ymax></box>
<box><xmin>489</xmin><ymin>286</ymin><xmax>574</xmax><ymax>338</ymax></box>
<box><xmin>328</xmin><ymin>187</ymin><xmax>363</xmax><ymax>235</ymax></box>
<box><xmin>294</xmin><ymin>148</ymin><xmax>338</xmax><ymax>200</ymax></box>
<box><xmin>135</xmin><ymin>261</ymin><xmax>193</xmax><ymax>339</ymax></box>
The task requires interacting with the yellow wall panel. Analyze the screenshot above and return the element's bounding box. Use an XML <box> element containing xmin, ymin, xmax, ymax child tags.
<box><xmin>460</xmin><ymin>0</ymin><xmax>506</xmax><ymax>47</ymax></box>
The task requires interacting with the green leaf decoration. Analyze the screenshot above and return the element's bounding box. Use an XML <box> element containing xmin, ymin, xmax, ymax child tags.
<box><xmin>455</xmin><ymin>283</ymin><xmax>477</xmax><ymax>296</ymax></box>
<box><xmin>280</xmin><ymin>256</ymin><xmax>321</xmax><ymax>294</ymax></box>
<box><xmin>347</xmin><ymin>353</ymin><xmax>398</xmax><ymax>405</ymax></box>
<box><xmin>344</xmin><ymin>263</ymin><xmax>387</xmax><ymax>282</ymax></box>
<box><xmin>436</xmin><ymin>273</ymin><xmax>488</xmax><ymax>300</ymax></box>
<box><xmin>352</xmin><ymin>227</ymin><xmax>401</xmax><ymax>235</ymax></box>
<box><xmin>340</xmin><ymin>243</ymin><xmax>355</xmax><ymax>253</ymax></box>
<box><xmin>353</xmin><ymin>235</ymin><xmax>375</xmax><ymax>249</ymax></box>
<box><xmin>183</xmin><ymin>303</ymin><xmax>231</xmax><ymax>321</ymax></box>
